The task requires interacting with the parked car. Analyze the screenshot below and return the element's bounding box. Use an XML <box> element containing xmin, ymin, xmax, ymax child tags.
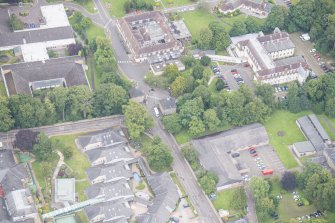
<box><xmin>252</xmin><ymin>153</ymin><xmax>258</xmax><ymax>157</ymax></box>
<box><xmin>232</xmin><ymin>153</ymin><xmax>240</xmax><ymax>158</ymax></box>
<box><xmin>310</xmin><ymin>48</ymin><xmax>316</xmax><ymax>53</ymax></box>
<box><xmin>249</xmin><ymin>149</ymin><xmax>256</xmax><ymax>154</ymax></box>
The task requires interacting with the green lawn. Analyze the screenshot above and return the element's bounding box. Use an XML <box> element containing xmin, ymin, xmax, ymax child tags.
<box><xmin>0</xmin><ymin>81</ymin><xmax>7</xmax><ymax>97</ymax></box>
<box><xmin>86</xmin><ymin>23</ymin><xmax>106</xmax><ymax>42</ymax></box>
<box><xmin>162</xmin><ymin>0</ymin><xmax>194</xmax><ymax>7</ymax></box>
<box><xmin>212</xmin><ymin>187</ymin><xmax>246</xmax><ymax>219</ymax></box>
<box><xmin>264</xmin><ymin>110</ymin><xmax>312</xmax><ymax>169</ymax></box>
<box><xmin>103</xmin><ymin>0</ymin><xmax>154</xmax><ymax>18</ymax></box>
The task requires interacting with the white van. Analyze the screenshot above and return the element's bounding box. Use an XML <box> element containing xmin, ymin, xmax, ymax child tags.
<box><xmin>300</xmin><ymin>33</ymin><xmax>310</xmax><ymax>41</ymax></box>
<box><xmin>153</xmin><ymin>107</ymin><xmax>160</xmax><ymax>117</ymax></box>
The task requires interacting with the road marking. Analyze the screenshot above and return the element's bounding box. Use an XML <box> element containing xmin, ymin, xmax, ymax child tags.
<box><xmin>117</xmin><ymin>61</ymin><xmax>132</xmax><ymax>64</ymax></box>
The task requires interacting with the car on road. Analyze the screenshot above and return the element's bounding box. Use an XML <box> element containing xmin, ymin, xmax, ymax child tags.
<box><xmin>252</xmin><ymin>153</ymin><xmax>258</xmax><ymax>157</ymax></box>
<box><xmin>232</xmin><ymin>153</ymin><xmax>240</xmax><ymax>158</ymax></box>
<box><xmin>249</xmin><ymin>149</ymin><xmax>256</xmax><ymax>154</ymax></box>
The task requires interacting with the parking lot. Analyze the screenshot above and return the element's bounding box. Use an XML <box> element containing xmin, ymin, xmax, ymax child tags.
<box><xmin>234</xmin><ymin>145</ymin><xmax>286</xmax><ymax>178</ymax></box>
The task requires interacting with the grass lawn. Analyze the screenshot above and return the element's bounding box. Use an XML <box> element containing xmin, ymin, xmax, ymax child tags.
<box><xmin>170</xmin><ymin>172</ymin><xmax>186</xmax><ymax>196</ymax></box>
<box><xmin>264</xmin><ymin>110</ymin><xmax>312</xmax><ymax>169</ymax></box>
<box><xmin>77</xmin><ymin>0</ymin><xmax>96</xmax><ymax>13</ymax></box>
<box><xmin>52</xmin><ymin>134</ymin><xmax>91</xmax><ymax>201</ymax></box>
<box><xmin>212</xmin><ymin>187</ymin><xmax>246</xmax><ymax>219</ymax></box>
<box><xmin>0</xmin><ymin>81</ymin><xmax>7</xmax><ymax>97</ymax></box>
<box><xmin>317</xmin><ymin>115</ymin><xmax>335</xmax><ymax>140</ymax></box>
<box><xmin>103</xmin><ymin>0</ymin><xmax>154</xmax><ymax>18</ymax></box>
<box><xmin>86</xmin><ymin>23</ymin><xmax>106</xmax><ymax>42</ymax></box>
<box><xmin>162</xmin><ymin>0</ymin><xmax>194</xmax><ymax>7</ymax></box>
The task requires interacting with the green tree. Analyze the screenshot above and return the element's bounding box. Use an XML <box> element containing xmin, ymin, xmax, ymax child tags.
<box><xmin>162</xmin><ymin>114</ymin><xmax>182</xmax><ymax>134</ymax></box>
<box><xmin>93</xmin><ymin>84</ymin><xmax>129</xmax><ymax>116</ymax></box>
<box><xmin>209</xmin><ymin>21</ymin><xmax>231</xmax><ymax>51</ymax></box>
<box><xmin>215</xmin><ymin>79</ymin><xmax>226</xmax><ymax>91</ymax></box>
<box><xmin>250</xmin><ymin>177</ymin><xmax>270</xmax><ymax>200</ymax></box>
<box><xmin>229</xmin><ymin>21</ymin><xmax>247</xmax><ymax>37</ymax></box>
<box><xmin>265</xmin><ymin>6</ymin><xmax>289</xmax><ymax>31</ymax></box>
<box><xmin>67</xmin><ymin>86</ymin><xmax>93</xmax><ymax>120</ymax></box>
<box><xmin>181</xmin><ymin>146</ymin><xmax>198</xmax><ymax>164</ymax></box>
<box><xmin>192</xmin><ymin>85</ymin><xmax>211</xmax><ymax>108</ymax></box>
<box><xmin>198</xmin><ymin>28</ymin><xmax>213</xmax><ymax>49</ymax></box>
<box><xmin>33</xmin><ymin>133</ymin><xmax>54</xmax><ymax>161</ymax></box>
<box><xmin>256</xmin><ymin>197</ymin><xmax>275</xmax><ymax>220</ymax></box>
<box><xmin>287</xmin><ymin>82</ymin><xmax>302</xmax><ymax>113</ymax></box>
<box><xmin>192</xmin><ymin>65</ymin><xmax>205</xmax><ymax>80</ymax></box>
<box><xmin>231</xmin><ymin>187</ymin><xmax>247</xmax><ymax>210</ymax></box>
<box><xmin>9</xmin><ymin>14</ymin><xmax>24</xmax><ymax>30</ymax></box>
<box><xmin>0</xmin><ymin>96</ymin><xmax>14</xmax><ymax>131</ymax></box>
<box><xmin>255</xmin><ymin>83</ymin><xmax>276</xmax><ymax>110</ymax></box>
<box><xmin>203</xmin><ymin>109</ymin><xmax>220</xmax><ymax>131</ymax></box>
<box><xmin>200</xmin><ymin>56</ymin><xmax>211</xmax><ymax>66</ymax></box>
<box><xmin>171</xmin><ymin>76</ymin><xmax>187</xmax><ymax>97</ymax></box>
<box><xmin>188</xmin><ymin>116</ymin><xmax>205</xmax><ymax>136</ymax></box>
<box><xmin>163</xmin><ymin>64</ymin><xmax>180</xmax><ymax>83</ymax></box>
<box><xmin>181</xmin><ymin>56</ymin><xmax>197</xmax><ymax>69</ymax></box>
<box><xmin>289</xmin><ymin>0</ymin><xmax>315</xmax><ymax>31</ymax></box>
<box><xmin>123</xmin><ymin>101</ymin><xmax>154</xmax><ymax>140</ymax></box>
<box><xmin>47</xmin><ymin>87</ymin><xmax>69</xmax><ymax>121</ymax></box>
<box><xmin>245</xmin><ymin>18</ymin><xmax>261</xmax><ymax>33</ymax></box>
<box><xmin>197</xmin><ymin>170</ymin><xmax>218</xmax><ymax>195</ymax></box>
<box><xmin>142</xmin><ymin>137</ymin><xmax>173</xmax><ymax>172</ymax></box>
<box><xmin>179</xmin><ymin>97</ymin><xmax>204</xmax><ymax>127</ymax></box>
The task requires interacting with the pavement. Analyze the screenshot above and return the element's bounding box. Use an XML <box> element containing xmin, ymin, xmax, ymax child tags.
<box><xmin>219</xmin><ymin>64</ymin><xmax>255</xmax><ymax>90</ymax></box>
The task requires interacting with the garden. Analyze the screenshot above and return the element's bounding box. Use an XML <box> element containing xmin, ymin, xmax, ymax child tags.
<box><xmin>0</xmin><ymin>50</ymin><xmax>21</xmax><ymax>65</ymax></box>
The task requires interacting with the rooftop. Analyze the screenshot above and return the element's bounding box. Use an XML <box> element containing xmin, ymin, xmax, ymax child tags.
<box><xmin>158</xmin><ymin>97</ymin><xmax>176</xmax><ymax>111</ymax></box>
<box><xmin>1</xmin><ymin>56</ymin><xmax>89</xmax><ymax>96</ymax></box>
<box><xmin>85</xmin><ymin>144</ymin><xmax>134</xmax><ymax>165</ymax></box>
<box><xmin>5</xmin><ymin>188</ymin><xmax>37</xmax><ymax>220</ymax></box>
<box><xmin>293</xmin><ymin>141</ymin><xmax>315</xmax><ymax>153</ymax></box>
<box><xmin>54</xmin><ymin>178</ymin><xmax>76</xmax><ymax>204</ymax></box>
<box><xmin>324</xmin><ymin>149</ymin><xmax>335</xmax><ymax>164</ymax></box>
<box><xmin>192</xmin><ymin>123</ymin><xmax>268</xmax><ymax>187</ymax></box>
<box><xmin>0</xmin><ymin>150</ymin><xmax>16</xmax><ymax>169</ymax></box>
<box><xmin>0</xmin><ymin>164</ymin><xmax>29</xmax><ymax>194</ymax></box>
<box><xmin>86</xmin><ymin>161</ymin><xmax>132</xmax><ymax>183</ymax></box>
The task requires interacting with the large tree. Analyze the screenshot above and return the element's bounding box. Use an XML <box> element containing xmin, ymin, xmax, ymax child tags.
<box><xmin>123</xmin><ymin>101</ymin><xmax>154</xmax><ymax>140</ymax></box>
<box><xmin>265</xmin><ymin>6</ymin><xmax>289</xmax><ymax>31</ymax></box>
<box><xmin>162</xmin><ymin>114</ymin><xmax>182</xmax><ymax>134</ymax></box>
<box><xmin>0</xmin><ymin>96</ymin><xmax>14</xmax><ymax>131</ymax></box>
<box><xmin>15</xmin><ymin>130</ymin><xmax>39</xmax><ymax>151</ymax></box>
<box><xmin>203</xmin><ymin>109</ymin><xmax>220</xmax><ymax>131</ymax></box>
<box><xmin>33</xmin><ymin>133</ymin><xmax>54</xmax><ymax>161</ymax></box>
<box><xmin>281</xmin><ymin>171</ymin><xmax>297</xmax><ymax>191</ymax></box>
<box><xmin>250</xmin><ymin>177</ymin><xmax>270</xmax><ymax>200</ymax></box>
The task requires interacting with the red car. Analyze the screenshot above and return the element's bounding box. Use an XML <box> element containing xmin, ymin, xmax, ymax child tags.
<box><xmin>231</xmin><ymin>69</ymin><xmax>238</xmax><ymax>74</ymax></box>
<box><xmin>248</xmin><ymin>147</ymin><xmax>255</xmax><ymax>151</ymax></box>
<box><xmin>252</xmin><ymin>153</ymin><xmax>258</xmax><ymax>157</ymax></box>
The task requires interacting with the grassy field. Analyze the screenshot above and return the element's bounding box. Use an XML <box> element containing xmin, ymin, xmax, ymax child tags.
<box><xmin>52</xmin><ymin>134</ymin><xmax>91</xmax><ymax>201</ymax></box>
<box><xmin>162</xmin><ymin>0</ymin><xmax>194</xmax><ymax>7</ymax></box>
<box><xmin>212</xmin><ymin>187</ymin><xmax>246</xmax><ymax>219</ymax></box>
<box><xmin>0</xmin><ymin>81</ymin><xmax>7</xmax><ymax>97</ymax></box>
<box><xmin>264</xmin><ymin>110</ymin><xmax>312</xmax><ymax>169</ymax></box>
<box><xmin>86</xmin><ymin>23</ymin><xmax>106</xmax><ymax>42</ymax></box>
<box><xmin>103</xmin><ymin>0</ymin><xmax>154</xmax><ymax>17</ymax></box>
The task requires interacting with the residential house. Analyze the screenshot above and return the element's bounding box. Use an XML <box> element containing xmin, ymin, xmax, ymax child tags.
<box><xmin>158</xmin><ymin>97</ymin><xmax>177</xmax><ymax>116</ymax></box>
<box><xmin>86</xmin><ymin>162</ymin><xmax>132</xmax><ymax>184</ymax></box>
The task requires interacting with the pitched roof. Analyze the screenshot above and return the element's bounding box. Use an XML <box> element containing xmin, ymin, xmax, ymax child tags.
<box><xmin>5</xmin><ymin>188</ymin><xmax>37</xmax><ymax>220</ymax></box>
<box><xmin>0</xmin><ymin>164</ymin><xmax>29</xmax><ymax>194</ymax></box>
<box><xmin>0</xmin><ymin>150</ymin><xmax>16</xmax><ymax>169</ymax></box>
<box><xmin>137</xmin><ymin>172</ymin><xmax>179</xmax><ymax>223</ymax></box>
<box><xmin>85</xmin><ymin>144</ymin><xmax>134</xmax><ymax>165</ymax></box>
<box><xmin>158</xmin><ymin>97</ymin><xmax>176</xmax><ymax>110</ymax></box>
<box><xmin>84</xmin><ymin>200</ymin><xmax>132</xmax><ymax>222</ymax></box>
<box><xmin>85</xmin><ymin>179</ymin><xmax>133</xmax><ymax>201</ymax></box>
<box><xmin>1</xmin><ymin>56</ymin><xmax>89</xmax><ymax>96</ymax></box>
<box><xmin>0</xmin><ymin>198</ymin><xmax>11</xmax><ymax>223</ymax></box>
<box><xmin>293</xmin><ymin>141</ymin><xmax>315</xmax><ymax>153</ymax></box>
<box><xmin>86</xmin><ymin>162</ymin><xmax>132</xmax><ymax>183</ymax></box>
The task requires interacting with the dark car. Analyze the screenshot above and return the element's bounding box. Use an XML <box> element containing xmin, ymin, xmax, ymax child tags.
<box><xmin>249</xmin><ymin>149</ymin><xmax>256</xmax><ymax>154</ymax></box>
<box><xmin>232</xmin><ymin>153</ymin><xmax>240</xmax><ymax>158</ymax></box>
<box><xmin>297</xmin><ymin>203</ymin><xmax>303</xmax><ymax>207</ymax></box>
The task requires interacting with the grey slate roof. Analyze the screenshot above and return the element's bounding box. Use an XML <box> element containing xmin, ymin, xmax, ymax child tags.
<box><xmin>0</xmin><ymin>198</ymin><xmax>11</xmax><ymax>223</ymax></box>
<box><xmin>192</xmin><ymin>123</ymin><xmax>268</xmax><ymax>187</ymax></box>
<box><xmin>77</xmin><ymin>128</ymin><xmax>127</xmax><ymax>151</ymax></box>
<box><xmin>262</xmin><ymin>38</ymin><xmax>295</xmax><ymax>53</ymax></box>
<box><xmin>85</xmin><ymin>144</ymin><xmax>134</xmax><ymax>165</ymax></box>
<box><xmin>85</xmin><ymin>179</ymin><xmax>133</xmax><ymax>202</ymax></box>
<box><xmin>0</xmin><ymin>164</ymin><xmax>29</xmax><ymax>194</ymax></box>
<box><xmin>293</xmin><ymin>141</ymin><xmax>315</xmax><ymax>153</ymax></box>
<box><xmin>158</xmin><ymin>97</ymin><xmax>176</xmax><ymax>111</ymax></box>
<box><xmin>0</xmin><ymin>7</ymin><xmax>74</xmax><ymax>48</ymax></box>
<box><xmin>84</xmin><ymin>200</ymin><xmax>132</xmax><ymax>223</ymax></box>
<box><xmin>308</xmin><ymin>114</ymin><xmax>330</xmax><ymax>141</ymax></box>
<box><xmin>324</xmin><ymin>149</ymin><xmax>335</xmax><ymax>166</ymax></box>
<box><xmin>137</xmin><ymin>172</ymin><xmax>179</xmax><ymax>223</ymax></box>
<box><xmin>1</xmin><ymin>56</ymin><xmax>89</xmax><ymax>96</ymax></box>
<box><xmin>5</xmin><ymin>188</ymin><xmax>37</xmax><ymax>220</ymax></box>
<box><xmin>297</xmin><ymin>115</ymin><xmax>328</xmax><ymax>151</ymax></box>
<box><xmin>0</xmin><ymin>150</ymin><xmax>16</xmax><ymax>169</ymax></box>
<box><xmin>86</xmin><ymin>162</ymin><xmax>132</xmax><ymax>183</ymax></box>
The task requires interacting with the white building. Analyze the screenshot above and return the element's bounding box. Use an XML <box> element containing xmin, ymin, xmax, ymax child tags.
<box><xmin>229</xmin><ymin>28</ymin><xmax>309</xmax><ymax>85</ymax></box>
<box><xmin>0</xmin><ymin>4</ymin><xmax>75</xmax><ymax>62</ymax></box>
<box><xmin>218</xmin><ymin>0</ymin><xmax>272</xmax><ymax>18</ymax></box>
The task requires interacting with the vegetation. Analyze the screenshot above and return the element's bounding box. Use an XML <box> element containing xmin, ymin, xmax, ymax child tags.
<box><xmin>281</xmin><ymin>171</ymin><xmax>297</xmax><ymax>191</ymax></box>
<box><xmin>0</xmin><ymin>96</ymin><xmax>14</xmax><ymax>131</ymax></box>
<box><xmin>32</xmin><ymin>133</ymin><xmax>55</xmax><ymax>161</ymax></box>
<box><xmin>124</xmin><ymin>0</ymin><xmax>153</xmax><ymax>13</ymax></box>
<box><xmin>9</xmin><ymin>14</ymin><xmax>23</xmax><ymax>30</ymax></box>
<box><xmin>142</xmin><ymin>136</ymin><xmax>173</xmax><ymax>172</ymax></box>
<box><xmin>15</xmin><ymin>130</ymin><xmax>39</xmax><ymax>151</ymax></box>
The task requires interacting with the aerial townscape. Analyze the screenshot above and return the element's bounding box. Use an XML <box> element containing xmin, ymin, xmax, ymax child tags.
<box><xmin>0</xmin><ymin>0</ymin><xmax>335</xmax><ymax>222</ymax></box>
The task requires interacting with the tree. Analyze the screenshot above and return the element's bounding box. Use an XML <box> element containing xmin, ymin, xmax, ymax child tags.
<box><xmin>325</xmin><ymin>97</ymin><xmax>335</xmax><ymax>117</ymax></box>
<box><xmin>93</xmin><ymin>84</ymin><xmax>129</xmax><ymax>116</ymax></box>
<box><xmin>188</xmin><ymin>116</ymin><xmax>205</xmax><ymax>136</ymax></box>
<box><xmin>179</xmin><ymin>97</ymin><xmax>204</xmax><ymax>127</ymax></box>
<box><xmin>67</xmin><ymin>43</ymin><xmax>82</xmax><ymax>56</ymax></box>
<box><xmin>181</xmin><ymin>56</ymin><xmax>197</xmax><ymax>69</ymax></box>
<box><xmin>287</xmin><ymin>82</ymin><xmax>302</xmax><ymax>113</ymax></box>
<box><xmin>33</xmin><ymin>133</ymin><xmax>54</xmax><ymax>161</ymax></box>
<box><xmin>256</xmin><ymin>197</ymin><xmax>275</xmax><ymax>220</ymax></box>
<box><xmin>198</xmin><ymin>28</ymin><xmax>213</xmax><ymax>49</ymax></box>
<box><xmin>9</xmin><ymin>14</ymin><xmax>23</xmax><ymax>30</ymax></box>
<box><xmin>245</xmin><ymin>18</ymin><xmax>261</xmax><ymax>33</ymax></box>
<box><xmin>123</xmin><ymin>101</ymin><xmax>154</xmax><ymax>140</ymax></box>
<box><xmin>209</xmin><ymin>21</ymin><xmax>231</xmax><ymax>51</ymax></box>
<box><xmin>192</xmin><ymin>65</ymin><xmax>204</xmax><ymax>80</ymax></box>
<box><xmin>47</xmin><ymin>87</ymin><xmax>69</xmax><ymax>121</ymax></box>
<box><xmin>170</xmin><ymin>76</ymin><xmax>187</xmax><ymax>97</ymax></box>
<box><xmin>231</xmin><ymin>187</ymin><xmax>247</xmax><ymax>210</ymax></box>
<box><xmin>192</xmin><ymin>85</ymin><xmax>211</xmax><ymax>108</ymax></box>
<box><xmin>289</xmin><ymin>0</ymin><xmax>315</xmax><ymax>31</ymax></box>
<box><xmin>15</xmin><ymin>130</ymin><xmax>39</xmax><ymax>151</ymax></box>
<box><xmin>67</xmin><ymin>86</ymin><xmax>93</xmax><ymax>120</ymax></box>
<box><xmin>197</xmin><ymin>170</ymin><xmax>218</xmax><ymax>195</ymax></box>
<box><xmin>215</xmin><ymin>78</ymin><xmax>226</xmax><ymax>91</ymax></box>
<box><xmin>181</xmin><ymin>146</ymin><xmax>198</xmax><ymax>164</ymax></box>
<box><xmin>250</xmin><ymin>177</ymin><xmax>270</xmax><ymax>200</ymax></box>
<box><xmin>163</xmin><ymin>64</ymin><xmax>180</xmax><ymax>83</ymax></box>
<box><xmin>142</xmin><ymin>137</ymin><xmax>173</xmax><ymax>172</ymax></box>
<box><xmin>0</xmin><ymin>96</ymin><xmax>14</xmax><ymax>131</ymax></box>
<box><xmin>162</xmin><ymin>114</ymin><xmax>182</xmax><ymax>134</ymax></box>
<box><xmin>265</xmin><ymin>6</ymin><xmax>289</xmax><ymax>31</ymax></box>
<box><xmin>281</xmin><ymin>171</ymin><xmax>297</xmax><ymax>191</ymax></box>
<box><xmin>203</xmin><ymin>109</ymin><xmax>220</xmax><ymax>131</ymax></box>
<box><xmin>200</xmin><ymin>56</ymin><xmax>211</xmax><ymax>66</ymax></box>
<box><xmin>255</xmin><ymin>84</ymin><xmax>276</xmax><ymax>110</ymax></box>
<box><xmin>229</xmin><ymin>20</ymin><xmax>247</xmax><ymax>37</ymax></box>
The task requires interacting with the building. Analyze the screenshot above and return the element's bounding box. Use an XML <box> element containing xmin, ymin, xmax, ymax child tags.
<box><xmin>129</xmin><ymin>88</ymin><xmax>145</xmax><ymax>103</ymax></box>
<box><xmin>0</xmin><ymin>4</ymin><xmax>75</xmax><ymax>62</ymax></box>
<box><xmin>85</xmin><ymin>144</ymin><xmax>135</xmax><ymax>166</ymax></box>
<box><xmin>229</xmin><ymin>28</ymin><xmax>309</xmax><ymax>85</ymax></box>
<box><xmin>293</xmin><ymin>141</ymin><xmax>316</xmax><ymax>157</ymax></box>
<box><xmin>84</xmin><ymin>200</ymin><xmax>132</xmax><ymax>223</ymax></box>
<box><xmin>54</xmin><ymin>178</ymin><xmax>76</xmax><ymax>205</ymax></box>
<box><xmin>169</xmin><ymin>20</ymin><xmax>192</xmax><ymax>42</ymax></box>
<box><xmin>85</xmin><ymin>179</ymin><xmax>133</xmax><ymax>202</ymax></box>
<box><xmin>137</xmin><ymin>172</ymin><xmax>179</xmax><ymax>223</ymax></box>
<box><xmin>192</xmin><ymin>123</ymin><xmax>269</xmax><ymax>190</ymax></box>
<box><xmin>1</xmin><ymin>56</ymin><xmax>90</xmax><ymax>96</ymax></box>
<box><xmin>117</xmin><ymin>11</ymin><xmax>184</xmax><ymax>63</ymax></box>
<box><xmin>158</xmin><ymin>97</ymin><xmax>177</xmax><ymax>116</ymax></box>
<box><xmin>86</xmin><ymin>161</ymin><xmax>132</xmax><ymax>184</ymax></box>
<box><xmin>5</xmin><ymin>189</ymin><xmax>37</xmax><ymax>222</ymax></box>
<box><xmin>0</xmin><ymin>164</ymin><xmax>30</xmax><ymax>194</ymax></box>
<box><xmin>296</xmin><ymin>114</ymin><xmax>330</xmax><ymax>151</ymax></box>
<box><xmin>218</xmin><ymin>0</ymin><xmax>272</xmax><ymax>18</ymax></box>
<box><xmin>150</xmin><ymin>60</ymin><xmax>185</xmax><ymax>75</ymax></box>
<box><xmin>323</xmin><ymin>149</ymin><xmax>335</xmax><ymax>171</ymax></box>
<box><xmin>77</xmin><ymin>128</ymin><xmax>128</xmax><ymax>152</ymax></box>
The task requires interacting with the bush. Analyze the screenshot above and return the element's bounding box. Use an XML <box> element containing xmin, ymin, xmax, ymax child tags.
<box><xmin>200</xmin><ymin>56</ymin><xmax>211</xmax><ymax>66</ymax></box>
<box><xmin>9</xmin><ymin>14</ymin><xmax>24</xmax><ymax>30</ymax></box>
<box><xmin>136</xmin><ymin>182</ymin><xmax>145</xmax><ymax>190</ymax></box>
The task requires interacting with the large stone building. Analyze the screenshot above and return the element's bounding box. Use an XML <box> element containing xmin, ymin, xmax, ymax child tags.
<box><xmin>229</xmin><ymin>28</ymin><xmax>309</xmax><ymax>85</ymax></box>
<box><xmin>116</xmin><ymin>11</ymin><xmax>185</xmax><ymax>63</ymax></box>
<box><xmin>218</xmin><ymin>0</ymin><xmax>272</xmax><ymax>18</ymax></box>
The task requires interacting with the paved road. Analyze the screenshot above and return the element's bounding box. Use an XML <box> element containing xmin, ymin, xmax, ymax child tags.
<box><xmin>0</xmin><ymin>116</ymin><xmax>123</xmax><ymax>142</ymax></box>
<box><xmin>91</xmin><ymin>1</ymin><xmax>223</xmax><ymax>222</ymax></box>
<box><xmin>245</xmin><ymin>185</ymin><xmax>258</xmax><ymax>223</ymax></box>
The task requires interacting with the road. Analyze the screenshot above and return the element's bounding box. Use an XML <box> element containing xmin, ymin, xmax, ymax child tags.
<box><xmin>0</xmin><ymin>116</ymin><xmax>123</xmax><ymax>142</ymax></box>
<box><xmin>245</xmin><ymin>185</ymin><xmax>258</xmax><ymax>223</ymax></box>
<box><xmin>90</xmin><ymin>1</ymin><xmax>223</xmax><ymax>222</ymax></box>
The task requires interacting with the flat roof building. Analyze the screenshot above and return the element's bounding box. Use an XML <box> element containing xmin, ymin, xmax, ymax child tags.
<box><xmin>117</xmin><ymin>11</ymin><xmax>184</xmax><ymax>63</ymax></box>
<box><xmin>230</xmin><ymin>28</ymin><xmax>309</xmax><ymax>85</ymax></box>
<box><xmin>54</xmin><ymin>178</ymin><xmax>76</xmax><ymax>205</ymax></box>
<box><xmin>293</xmin><ymin>141</ymin><xmax>316</xmax><ymax>157</ymax></box>
<box><xmin>1</xmin><ymin>56</ymin><xmax>90</xmax><ymax>96</ymax></box>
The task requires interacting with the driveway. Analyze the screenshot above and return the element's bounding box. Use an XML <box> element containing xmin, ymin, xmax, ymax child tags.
<box><xmin>219</xmin><ymin>64</ymin><xmax>255</xmax><ymax>90</ymax></box>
